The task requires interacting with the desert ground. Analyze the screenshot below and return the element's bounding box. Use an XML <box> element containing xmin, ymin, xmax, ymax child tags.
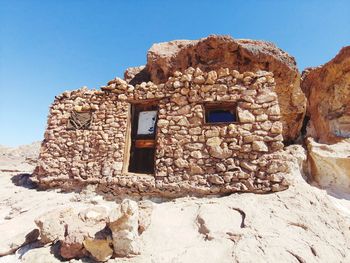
<box><xmin>0</xmin><ymin>142</ymin><xmax>349</xmax><ymax>263</ymax></box>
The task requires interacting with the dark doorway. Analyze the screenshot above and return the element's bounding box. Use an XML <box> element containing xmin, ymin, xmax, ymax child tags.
<box><xmin>128</xmin><ymin>102</ymin><xmax>158</xmax><ymax>174</ymax></box>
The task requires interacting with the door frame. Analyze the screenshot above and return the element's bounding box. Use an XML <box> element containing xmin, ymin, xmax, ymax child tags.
<box><xmin>122</xmin><ymin>100</ymin><xmax>159</xmax><ymax>175</ymax></box>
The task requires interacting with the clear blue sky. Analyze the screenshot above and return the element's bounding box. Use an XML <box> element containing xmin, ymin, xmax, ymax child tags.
<box><xmin>1</xmin><ymin>0</ymin><xmax>349</xmax><ymax>146</ymax></box>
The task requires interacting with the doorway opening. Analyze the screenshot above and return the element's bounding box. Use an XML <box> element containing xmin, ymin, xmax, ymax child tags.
<box><xmin>128</xmin><ymin>102</ymin><xmax>158</xmax><ymax>174</ymax></box>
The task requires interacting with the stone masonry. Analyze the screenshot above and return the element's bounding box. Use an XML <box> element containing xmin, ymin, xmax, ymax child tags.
<box><xmin>34</xmin><ymin>67</ymin><xmax>289</xmax><ymax>197</ymax></box>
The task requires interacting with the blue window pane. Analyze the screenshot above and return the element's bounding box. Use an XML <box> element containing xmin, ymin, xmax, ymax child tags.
<box><xmin>208</xmin><ymin>110</ymin><xmax>235</xmax><ymax>123</ymax></box>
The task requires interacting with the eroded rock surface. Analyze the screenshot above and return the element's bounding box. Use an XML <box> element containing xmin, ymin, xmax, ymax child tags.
<box><xmin>301</xmin><ymin>46</ymin><xmax>350</xmax><ymax>143</ymax></box>
<box><xmin>1</xmin><ymin>144</ymin><xmax>350</xmax><ymax>262</ymax></box>
<box><xmin>307</xmin><ymin>138</ymin><xmax>350</xmax><ymax>193</ymax></box>
<box><xmin>124</xmin><ymin>66</ymin><xmax>150</xmax><ymax>86</ymax></box>
<box><xmin>109</xmin><ymin>200</ymin><xmax>141</xmax><ymax>257</ymax></box>
<box><xmin>131</xmin><ymin>35</ymin><xmax>306</xmax><ymax>141</ymax></box>
<box><xmin>35</xmin><ymin>205</ymin><xmax>111</xmax><ymax>259</ymax></box>
<box><xmin>33</xmin><ymin>200</ymin><xmax>148</xmax><ymax>261</ymax></box>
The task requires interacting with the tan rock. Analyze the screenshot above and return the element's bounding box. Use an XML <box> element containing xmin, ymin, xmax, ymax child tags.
<box><xmin>123</xmin><ymin>65</ymin><xmax>150</xmax><ymax>85</ymax></box>
<box><xmin>174</xmin><ymin>158</ymin><xmax>189</xmax><ymax>168</ymax></box>
<box><xmin>109</xmin><ymin>199</ymin><xmax>141</xmax><ymax>257</ymax></box>
<box><xmin>301</xmin><ymin>46</ymin><xmax>350</xmax><ymax>143</ymax></box>
<box><xmin>256</xmin><ymin>93</ymin><xmax>277</xmax><ymax>104</ymax></box>
<box><xmin>189</xmin><ymin>127</ymin><xmax>202</xmax><ymax>135</ymax></box>
<box><xmin>206</xmin><ymin>70</ymin><xmax>217</xmax><ymax>84</ymax></box>
<box><xmin>60</xmin><ymin>231</ymin><xmax>86</xmax><ymax>259</ymax></box>
<box><xmin>271</xmin><ymin>121</ymin><xmax>283</xmax><ymax>134</ymax></box>
<box><xmin>207</xmin><ymin>174</ymin><xmax>225</xmax><ymax>185</ymax></box>
<box><xmin>35</xmin><ymin>207</ymin><xmax>73</xmax><ymax>244</ymax></box>
<box><xmin>215</xmin><ymin>163</ymin><xmax>227</xmax><ymax>172</ymax></box>
<box><xmin>193</xmin><ymin>75</ymin><xmax>206</xmax><ymax>84</ymax></box>
<box><xmin>83</xmin><ymin>239</ymin><xmax>113</xmax><ymax>262</ymax></box>
<box><xmin>209</xmin><ymin>146</ymin><xmax>232</xmax><ymax>159</ymax></box>
<box><xmin>35</xmin><ymin>205</ymin><xmax>110</xmax><ymax>260</ymax></box>
<box><xmin>307</xmin><ymin>138</ymin><xmax>350</xmax><ymax>193</ymax></box>
<box><xmin>189</xmin><ymin>164</ymin><xmax>204</xmax><ymax>175</ymax></box>
<box><xmin>205</xmin><ymin>130</ymin><xmax>220</xmax><ymax>138</ymax></box>
<box><xmin>185</xmin><ymin>143</ymin><xmax>204</xmax><ymax>151</ymax></box>
<box><xmin>206</xmin><ymin>137</ymin><xmax>222</xmax><ymax>147</ymax></box>
<box><xmin>138</xmin><ymin>201</ymin><xmax>153</xmax><ymax>235</ymax></box>
<box><xmin>240</xmin><ymin>161</ymin><xmax>257</xmax><ymax>172</ymax></box>
<box><xmin>252</xmin><ymin>141</ymin><xmax>268</xmax><ymax>152</ymax></box>
<box><xmin>190</xmin><ymin>150</ymin><xmax>202</xmax><ymax>159</ymax></box>
<box><xmin>157</xmin><ymin>119</ymin><xmax>169</xmax><ymax>128</ymax></box>
<box><xmin>237</xmin><ymin>109</ymin><xmax>255</xmax><ymax>123</ymax></box>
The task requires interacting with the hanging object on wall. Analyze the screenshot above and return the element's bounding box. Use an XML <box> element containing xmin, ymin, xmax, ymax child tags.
<box><xmin>137</xmin><ymin>110</ymin><xmax>157</xmax><ymax>135</ymax></box>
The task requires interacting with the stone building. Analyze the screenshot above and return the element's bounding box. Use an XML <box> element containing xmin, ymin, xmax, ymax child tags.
<box><xmin>34</xmin><ymin>67</ymin><xmax>289</xmax><ymax>197</ymax></box>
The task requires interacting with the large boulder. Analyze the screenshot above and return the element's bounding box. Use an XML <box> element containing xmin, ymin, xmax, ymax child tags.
<box><xmin>307</xmin><ymin>138</ymin><xmax>350</xmax><ymax>193</ymax></box>
<box><xmin>35</xmin><ymin>205</ymin><xmax>111</xmax><ymax>260</ymax></box>
<box><xmin>301</xmin><ymin>46</ymin><xmax>350</xmax><ymax>144</ymax></box>
<box><xmin>34</xmin><ymin>207</ymin><xmax>74</xmax><ymax>244</ymax></box>
<box><xmin>109</xmin><ymin>199</ymin><xmax>141</xmax><ymax>257</ymax></box>
<box><xmin>124</xmin><ymin>66</ymin><xmax>150</xmax><ymax>86</ymax></box>
<box><xmin>127</xmin><ymin>35</ymin><xmax>306</xmax><ymax>141</ymax></box>
<box><xmin>34</xmin><ymin>200</ymin><xmax>150</xmax><ymax>261</ymax></box>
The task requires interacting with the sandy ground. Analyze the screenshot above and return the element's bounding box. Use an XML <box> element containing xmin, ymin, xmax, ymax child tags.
<box><xmin>0</xmin><ymin>143</ymin><xmax>349</xmax><ymax>263</ymax></box>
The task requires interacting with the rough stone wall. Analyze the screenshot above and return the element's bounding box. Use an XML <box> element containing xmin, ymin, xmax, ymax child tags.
<box><xmin>34</xmin><ymin>67</ymin><xmax>289</xmax><ymax>197</ymax></box>
<box><xmin>35</xmin><ymin>88</ymin><xmax>129</xmax><ymax>188</ymax></box>
<box><xmin>154</xmin><ymin>68</ymin><xmax>286</xmax><ymax>192</ymax></box>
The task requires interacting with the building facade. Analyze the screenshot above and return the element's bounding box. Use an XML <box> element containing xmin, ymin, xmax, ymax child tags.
<box><xmin>34</xmin><ymin>67</ymin><xmax>289</xmax><ymax>197</ymax></box>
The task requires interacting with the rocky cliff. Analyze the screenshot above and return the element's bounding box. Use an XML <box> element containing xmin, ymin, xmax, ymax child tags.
<box><xmin>301</xmin><ymin>46</ymin><xmax>350</xmax><ymax>144</ymax></box>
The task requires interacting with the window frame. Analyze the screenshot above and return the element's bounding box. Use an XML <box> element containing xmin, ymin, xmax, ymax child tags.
<box><xmin>203</xmin><ymin>102</ymin><xmax>238</xmax><ymax>125</ymax></box>
<box><xmin>67</xmin><ymin>110</ymin><xmax>94</xmax><ymax>130</ymax></box>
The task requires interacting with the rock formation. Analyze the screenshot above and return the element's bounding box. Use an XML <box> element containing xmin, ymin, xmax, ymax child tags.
<box><xmin>124</xmin><ymin>65</ymin><xmax>150</xmax><ymax>86</ymax></box>
<box><xmin>35</xmin><ymin>205</ymin><xmax>111</xmax><ymax>260</ymax></box>
<box><xmin>109</xmin><ymin>199</ymin><xmax>141</xmax><ymax>257</ymax></box>
<box><xmin>127</xmin><ymin>35</ymin><xmax>306</xmax><ymax>141</ymax></box>
<box><xmin>301</xmin><ymin>46</ymin><xmax>350</xmax><ymax>144</ymax></box>
<box><xmin>307</xmin><ymin>138</ymin><xmax>350</xmax><ymax>193</ymax></box>
<box><xmin>34</xmin><ymin>200</ymin><xmax>150</xmax><ymax>261</ymax></box>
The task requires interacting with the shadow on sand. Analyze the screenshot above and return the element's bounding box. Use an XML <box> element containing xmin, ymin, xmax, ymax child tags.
<box><xmin>11</xmin><ymin>173</ymin><xmax>37</xmax><ymax>189</ymax></box>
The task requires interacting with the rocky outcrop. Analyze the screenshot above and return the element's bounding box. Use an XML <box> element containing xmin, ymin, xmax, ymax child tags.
<box><xmin>124</xmin><ymin>65</ymin><xmax>150</xmax><ymax>86</ymax></box>
<box><xmin>109</xmin><ymin>199</ymin><xmax>141</xmax><ymax>257</ymax></box>
<box><xmin>307</xmin><ymin>138</ymin><xmax>350</xmax><ymax>193</ymax></box>
<box><xmin>301</xmin><ymin>46</ymin><xmax>350</xmax><ymax>144</ymax></box>
<box><xmin>34</xmin><ymin>207</ymin><xmax>73</xmax><ymax>244</ymax></box>
<box><xmin>128</xmin><ymin>35</ymin><xmax>306</xmax><ymax>141</ymax></box>
<box><xmin>34</xmin><ymin>200</ymin><xmax>150</xmax><ymax>261</ymax></box>
<box><xmin>35</xmin><ymin>205</ymin><xmax>111</xmax><ymax>260</ymax></box>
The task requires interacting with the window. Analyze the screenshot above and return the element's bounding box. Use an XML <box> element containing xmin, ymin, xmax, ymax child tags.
<box><xmin>67</xmin><ymin>111</ymin><xmax>93</xmax><ymax>130</ymax></box>
<box><xmin>204</xmin><ymin>104</ymin><xmax>237</xmax><ymax>124</ymax></box>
